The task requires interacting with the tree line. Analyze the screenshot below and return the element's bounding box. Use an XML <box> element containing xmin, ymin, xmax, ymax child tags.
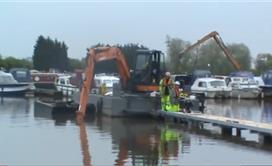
<box><xmin>1</xmin><ymin>35</ymin><xmax>272</xmax><ymax>75</ymax></box>
<box><xmin>166</xmin><ymin>35</ymin><xmax>267</xmax><ymax>75</ymax></box>
<box><xmin>31</xmin><ymin>36</ymin><xmax>147</xmax><ymax>73</ymax></box>
<box><xmin>0</xmin><ymin>55</ymin><xmax>32</xmax><ymax>71</ymax></box>
<box><xmin>90</xmin><ymin>43</ymin><xmax>148</xmax><ymax>73</ymax></box>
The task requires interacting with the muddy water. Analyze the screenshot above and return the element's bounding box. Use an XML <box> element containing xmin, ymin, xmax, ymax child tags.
<box><xmin>0</xmin><ymin>97</ymin><xmax>272</xmax><ymax>165</ymax></box>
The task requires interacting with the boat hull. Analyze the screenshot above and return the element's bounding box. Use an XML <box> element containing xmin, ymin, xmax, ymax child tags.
<box><xmin>260</xmin><ymin>85</ymin><xmax>272</xmax><ymax>97</ymax></box>
<box><xmin>0</xmin><ymin>83</ymin><xmax>31</xmax><ymax>96</ymax></box>
<box><xmin>231</xmin><ymin>88</ymin><xmax>261</xmax><ymax>99</ymax></box>
<box><xmin>191</xmin><ymin>90</ymin><xmax>232</xmax><ymax>98</ymax></box>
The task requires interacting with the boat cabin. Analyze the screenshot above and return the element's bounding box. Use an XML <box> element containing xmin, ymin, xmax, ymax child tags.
<box><xmin>226</xmin><ymin>71</ymin><xmax>257</xmax><ymax>87</ymax></box>
<box><xmin>171</xmin><ymin>70</ymin><xmax>212</xmax><ymax>93</ymax></box>
<box><xmin>191</xmin><ymin>78</ymin><xmax>231</xmax><ymax>98</ymax></box>
<box><xmin>55</xmin><ymin>75</ymin><xmax>79</xmax><ymax>96</ymax></box>
<box><xmin>0</xmin><ymin>71</ymin><xmax>32</xmax><ymax>95</ymax></box>
<box><xmin>91</xmin><ymin>73</ymin><xmax>120</xmax><ymax>94</ymax></box>
<box><xmin>227</xmin><ymin>71</ymin><xmax>261</xmax><ymax>99</ymax></box>
<box><xmin>262</xmin><ymin>70</ymin><xmax>272</xmax><ymax>85</ymax></box>
<box><xmin>10</xmin><ymin>68</ymin><xmax>31</xmax><ymax>83</ymax></box>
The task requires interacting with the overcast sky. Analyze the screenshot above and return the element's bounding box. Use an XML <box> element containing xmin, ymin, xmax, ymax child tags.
<box><xmin>1</xmin><ymin>1</ymin><xmax>272</xmax><ymax>60</ymax></box>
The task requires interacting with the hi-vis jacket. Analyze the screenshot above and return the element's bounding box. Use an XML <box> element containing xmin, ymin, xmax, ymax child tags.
<box><xmin>159</xmin><ymin>78</ymin><xmax>173</xmax><ymax>96</ymax></box>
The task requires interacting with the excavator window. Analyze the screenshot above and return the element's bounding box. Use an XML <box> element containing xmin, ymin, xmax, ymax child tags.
<box><xmin>135</xmin><ymin>54</ymin><xmax>150</xmax><ymax>71</ymax></box>
<box><xmin>132</xmin><ymin>50</ymin><xmax>165</xmax><ymax>86</ymax></box>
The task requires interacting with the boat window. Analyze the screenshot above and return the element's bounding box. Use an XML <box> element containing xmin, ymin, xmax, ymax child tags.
<box><xmin>198</xmin><ymin>82</ymin><xmax>207</xmax><ymax>88</ymax></box>
<box><xmin>112</xmin><ymin>80</ymin><xmax>119</xmax><ymax>84</ymax></box>
<box><xmin>268</xmin><ymin>74</ymin><xmax>272</xmax><ymax>79</ymax></box>
<box><xmin>242</xmin><ymin>78</ymin><xmax>248</xmax><ymax>82</ymax></box>
<box><xmin>248</xmin><ymin>79</ymin><xmax>257</xmax><ymax>85</ymax></box>
<box><xmin>60</xmin><ymin>79</ymin><xmax>65</xmax><ymax>84</ymax></box>
<box><xmin>95</xmin><ymin>80</ymin><xmax>101</xmax><ymax>86</ymax></box>
<box><xmin>263</xmin><ymin>74</ymin><xmax>268</xmax><ymax>79</ymax></box>
<box><xmin>233</xmin><ymin>78</ymin><xmax>241</xmax><ymax>82</ymax></box>
<box><xmin>0</xmin><ymin>75</ymin><xmax>18</xmax><ymax>84</ymax></box>
<box><xmin>231</xmin><ymin>83</ymin><xmax>239</xmax><ymax>87</ymax></box>
<box><xmin>103</xmin><ymin>80</ymin><xmax>112</xmax><ymax>85</ymax></box>
<box><xmin>210</xmin><ymin>81</ymin><xmax>225</xmax><ymax>87</ymax></box>
<box><xmin>16</xmin><ymin>71</ymin><xmax>27</xmax><ymax>78</ymax></box>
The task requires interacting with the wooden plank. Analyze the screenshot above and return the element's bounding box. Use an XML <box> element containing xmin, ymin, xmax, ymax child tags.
<box><xmin>158</xmin><ymin>110</ymin><xmax>272</xmax><ymax>135</ymax></box>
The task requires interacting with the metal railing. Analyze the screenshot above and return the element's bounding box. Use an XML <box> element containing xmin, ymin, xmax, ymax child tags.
<box><xmin>55</xmin><ymin>84</ymin><xmax>79</xmax><ymax>97</ymax></box>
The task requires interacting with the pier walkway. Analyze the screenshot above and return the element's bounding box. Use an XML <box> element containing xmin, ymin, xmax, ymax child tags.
<box><xmin>157</xmin><ymin>110</ymin><xmax>272</xmax><ymax>142</ymax></box>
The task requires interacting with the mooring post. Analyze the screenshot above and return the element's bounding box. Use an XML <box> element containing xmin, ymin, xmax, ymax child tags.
<box><xmin>1</xmin><ymin>86</ymin><xmax>3</xmax><ymax>97</ymax></box>
<box><xmin>236</xmin><ymin>128</ymin><xmax>241</xmax><ymax>137</ymax></box>
<box><xmin>259</xmin><ymin>133</ymin><xmax>272</xmax><ymax>145</ymax></box>
<box><xmin>222</xmin><ymin>127</ymin><xmax>232</xmax><ymax>136</ymax></box>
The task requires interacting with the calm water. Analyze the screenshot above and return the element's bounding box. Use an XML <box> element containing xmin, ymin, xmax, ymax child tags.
<box><xmin>0</xmin><ymin>97</ymin><xmax>272</xmax><ymax>165</ymax></box>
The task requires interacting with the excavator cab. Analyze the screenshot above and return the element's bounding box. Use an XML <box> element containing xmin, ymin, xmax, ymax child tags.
<box><xmin>130</xmin><ymin>50</ymin><xmax>165</xmax><ymax>92</ymax></box>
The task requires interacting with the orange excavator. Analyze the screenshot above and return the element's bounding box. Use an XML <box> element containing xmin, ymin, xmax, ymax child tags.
<box><xmin>77</xmin><ymin>47</ymin><xmax>165</xmax><ymax>118</ymax></box>
<box><xmin>178</xmin><ymin>31</ymin><xmax>242</xmax><ymax>70</ymax></box>
<box><xmin>77</xmin><ymin>47</ymin><xmax>130</xmax><ymax>118</ymax></box>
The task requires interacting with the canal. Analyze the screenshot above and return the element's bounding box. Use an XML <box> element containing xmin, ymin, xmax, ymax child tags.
<box><xmin>0</xmin><ymin>97</ymin><xmax>272</xmax><ymax>165</ymax></box>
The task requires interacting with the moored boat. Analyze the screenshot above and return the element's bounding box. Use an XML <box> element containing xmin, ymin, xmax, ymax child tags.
<box><xmin>259</xmin><ymin>70</ymin><xmax>272</xmax><ymax>97</ymax></box>
<box><xmin>191</xmin><ymin>77</ymin><xmax>231</xmax><ymax>98</ymax></box>
<box><xmin>31</xmin><ymin>72</ymin><xmax>79</xmax><ymax>97</ymax></box>
<box><xmin>91</xmin><ymin>73</ymin><xmax>120</xmax><ymax>95</ymax></box>
<box><xmin>55</xmin><ymin>74</ymin><xmax>79</xmax><ymax>96</ymax></box>
<box><xmin>227</xmin><ymin>71</ymin><xmax>261</xmax><ymax>99</ymax></box>
<box><xmin>0</xmin><ymin>71</ymin><xmax>31</xmax><ymax>96</ymax></box>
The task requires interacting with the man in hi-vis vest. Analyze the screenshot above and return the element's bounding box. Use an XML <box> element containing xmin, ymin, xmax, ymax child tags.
<box><xmin>159</xmin><ymin>72</ymin><xmax>173</xmax><ymax>111</ymax></box>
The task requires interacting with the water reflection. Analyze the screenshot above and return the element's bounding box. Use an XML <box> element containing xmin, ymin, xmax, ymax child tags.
<box><xmin>33</xmin><ymin>98</ymin><xmax>272</xmax><ymax>165</ymax></box>
<box><xmin>94</xmin><ymin>117</ymin><xmax>191</xmax><ymax>165</ymax></box>
<box><xmin>0</xmin><ymin>97</ymin><xmax>31</xmax><ymax>114</ymax></box>
<box><xmin>1</xmin><ymin>97</ymin><xmax>272</xmax><ymax>165</ymax></box>
<box><xmin>77</xmin><ymin>120</ymin><xmax>91</xmax><ymax>166</ymax></box>
<box><xmin>0</xmin><ymin>97</ymin><xmax>33</xmax><ymax>125</ymax></box>
<box><xmin>205</xmin><ymin>99</ymin><xmax>272</xmax><ymax>123</ymax></box>
<box><xmin>261</xmin><ymin>100</ymin><xmax>272</xmax><ymax>123</ymax></box>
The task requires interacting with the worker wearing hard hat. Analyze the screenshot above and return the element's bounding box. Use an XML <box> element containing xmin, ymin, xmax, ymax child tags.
<box><xmin>159</xmin><ymin>72</ymin><xmax>173</xmax><ymax>111</ymax></box>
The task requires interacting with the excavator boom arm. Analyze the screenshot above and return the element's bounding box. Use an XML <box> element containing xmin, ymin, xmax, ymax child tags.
<box><xmin>178</xmin><ymin>31</ymin><xmax>241</xmax><ymax>70</ymax></box>
<box><xmin>212</xmin><ymin>35</ymin><xmax>241</xmax><ymax>70</ymax></box>
<box><xmin>77</xmin><ymin>47</ymin><xmax>131</xmax><ymax>117</ymax></box>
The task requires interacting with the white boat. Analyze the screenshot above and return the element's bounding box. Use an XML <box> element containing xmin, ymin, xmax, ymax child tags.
<box><xmin>226</xmin><ymin>75</ymin><xmax>261</xmax><ymax>99</ymax></box>
<box><xmin>0</xmin><ymin>71</ymin><xmax>32</xmax><ymax>95</ymax></box>
<box><xmin>191</xmin><ymin>78</ymin><xmax>232</xmax><ymax>98</ymax></box>
<box><xmin>91</xmin><ymin>73</ymin><xmax>120</xmax><ymax>95</ymax></box>
<box><xmin>55</xmin><ymin>74</ymin><xmax>79</xmax><ymax>96</ymax></box>
<box><xmin>258</xmin><ymin>70</ymin><xmax>272</xmax><ymax>98</ymax></box>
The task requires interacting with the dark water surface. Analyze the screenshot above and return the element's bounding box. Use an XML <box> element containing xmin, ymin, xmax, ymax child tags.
<box><xmin>0</xmin><ymin>97</ymin><xmax>272</xmax><ymax>165</ymax></box>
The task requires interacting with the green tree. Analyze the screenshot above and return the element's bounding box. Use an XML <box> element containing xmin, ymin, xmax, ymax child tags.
<box><xmin>195</xmin><ymin>41</ymin><xmax>225</xmax><ymax>74</ymax></box>
<box><xmin>228</xmin><ymin>43</ymin><xmax>251</xmax><ymax>71</ymax></box>
<box><xmin>166</xmin><ymin>35</ymin><xmax>193</xmax><ymax>74</ymax></box>
<box><xmin>0</xmin><ymin>56</ymin><xmax>32</xmax><ymax>70</ymax></box>
<box><xmin>196</xmin><ymin>42</ymin><xmax>251</xmax><ymax>75</ymax></box>
<box><xmin>255</xmin><ymin>53</ymin><xmax>272</xmax><ymax>74</ymax></box>
<box><xmin>68</xmin><ymin>58</ymin><xmax>84</xmax><ymax>71</ymax></box>
<box><xmin>166</xmin><ymin>35</ymin><xmax>252</xmax><ymax>75</ymax></box>
<box><xmin>33</xmin><ymin>35</ymin><xmax>68</xmax><ymax>72</ymax></box>
<box><xmin>33</xmin><ymin>36</ymin><xmax>46</xmax><ymax>70</ymax></box>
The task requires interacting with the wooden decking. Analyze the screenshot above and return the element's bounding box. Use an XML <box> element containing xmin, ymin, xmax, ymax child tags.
<box><xmin>157</xmin><ymin>110</ymin><xmax>272</xmax><ymax>135</ymax></box>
